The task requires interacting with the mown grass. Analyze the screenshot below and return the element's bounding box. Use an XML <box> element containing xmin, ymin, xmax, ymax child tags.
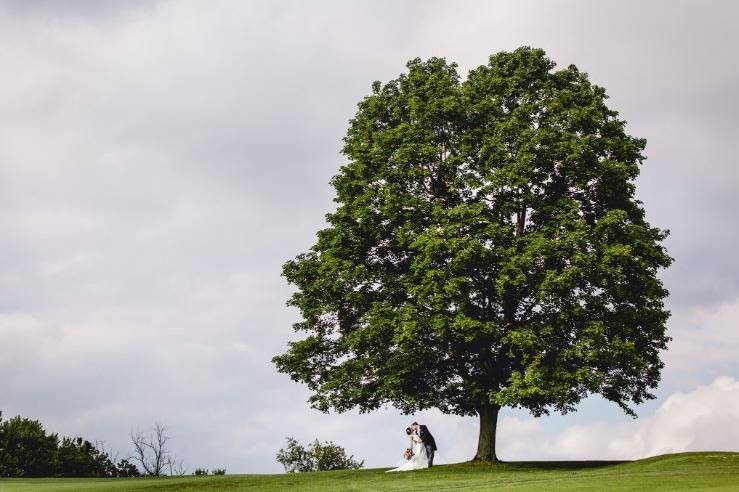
<box><xmin>1</xmin><ymin>452</ymin><xmax>737</xmax><ymax>491</ymax></box>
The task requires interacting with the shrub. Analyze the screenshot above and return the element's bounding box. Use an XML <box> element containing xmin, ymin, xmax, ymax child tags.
<box><xmin>116</xmin><ymin>459</ymin><xmax>141</xmax><ymax>477</ymax></box>
<box><xmin>55</xmin><ymin>436</ymin><xmax>118</xmax><ymax>477</ymax></box>
<box><xmin>276</xmin><ymin>437</ymin><xmax>363</xmax><ymax>473</ymax></box>
<box><xmin>0</xmin><ymin>413</ymin><xmax>58</xmax><ymax>477</ymax></box>
<box><xmin>212</xmin><ymin>468</ymin><xmax>226</xmax><ymax>475</ymax></box>
<box><xmin>193</xmin><ymin>468</ymin><xmax>209</xmax><ymax>475</ymax></box>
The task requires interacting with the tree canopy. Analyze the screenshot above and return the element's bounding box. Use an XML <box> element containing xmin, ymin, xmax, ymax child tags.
<box><xmin>273</xmin><ymin>47</ymin><xmax>672</xmax><ymax>460</ymax></box>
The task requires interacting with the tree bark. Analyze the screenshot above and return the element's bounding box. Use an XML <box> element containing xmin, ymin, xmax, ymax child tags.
<box><xmin>515</xmin><ymin>203</ymin><xmax>526</xmax><ymax>237</ymax></box>
<box><xmin>473</xmin><ymin>404</ymin><xmax>500</xmax><ymax>462</ymax></box>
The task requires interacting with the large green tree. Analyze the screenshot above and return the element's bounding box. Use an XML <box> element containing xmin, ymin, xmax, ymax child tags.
<box><xmin>273</xmin><ymin>47</ymin><xmax>672</xmax><ymax>461</ymax></box>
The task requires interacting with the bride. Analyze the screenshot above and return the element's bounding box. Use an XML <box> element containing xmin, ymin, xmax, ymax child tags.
<box><xmin>386</xmin><ymin>427</ymin><xmax>429</xmax><ymax>472</ymax></box>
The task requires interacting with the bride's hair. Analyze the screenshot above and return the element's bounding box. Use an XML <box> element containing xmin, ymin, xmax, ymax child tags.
<box><xmin>405</xmin><ymin>427</ymin><xmax>412</xmax><ymax>435</ymax></box>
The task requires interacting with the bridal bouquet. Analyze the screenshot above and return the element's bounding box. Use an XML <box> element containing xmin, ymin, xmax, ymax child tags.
<box><xmin>403</xmin><ymin>448</ymin><xmax>414</xmax><ymax>460</ymax></box>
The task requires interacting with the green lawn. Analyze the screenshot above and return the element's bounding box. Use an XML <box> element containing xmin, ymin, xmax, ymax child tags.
<box><xmin>1</xmin><ymin>452</ymin><xmax>737</xmax><ymax>491</ymax></box>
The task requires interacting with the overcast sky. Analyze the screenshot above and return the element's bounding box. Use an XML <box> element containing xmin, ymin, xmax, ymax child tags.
<box><xmin>1</xmin><ymin>0</ymin><xmax>738</xmax><ymax>473</ymax></box>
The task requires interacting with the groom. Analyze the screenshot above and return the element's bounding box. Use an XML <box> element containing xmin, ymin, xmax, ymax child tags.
<box><xmin>411</xmin><ymin>422</ymin><xmax>437</xmax><ymax>467</ymax></box>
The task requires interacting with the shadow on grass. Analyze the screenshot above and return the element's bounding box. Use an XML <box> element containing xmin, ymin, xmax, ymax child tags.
<box><xmin>499</xmin><ymin>460</ymin><xmax>628</xmax><ymax>470</ymax></box>
<box><xmin>420</xmin><ymin>459</ymin><xmax>629</xmax><ymax>473</ymax></box>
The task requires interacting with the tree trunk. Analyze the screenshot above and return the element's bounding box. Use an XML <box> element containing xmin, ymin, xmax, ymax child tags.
<box><xmin>473</xmin><ymin>404</ymin><xmax>500</xmax><ymax>462</ymax></box>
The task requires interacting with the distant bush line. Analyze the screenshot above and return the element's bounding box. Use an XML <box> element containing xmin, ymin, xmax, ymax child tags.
<box><xmin>0</xmin><ymin>411</ymin><xmax>140</xmax><ymax>478</ymax></box>
<box><xmin>1</xmin><ymin>411</ymin><xmax>227</xmax><ymax>478</ymax></box>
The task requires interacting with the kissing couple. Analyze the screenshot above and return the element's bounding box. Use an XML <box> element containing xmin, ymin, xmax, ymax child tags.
<box><xmin>386</xmin><ymin>421</ymin><xmax>437</xmax><ymax>472</ymax></box>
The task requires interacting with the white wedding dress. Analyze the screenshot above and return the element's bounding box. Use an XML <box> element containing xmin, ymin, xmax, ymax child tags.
<box><xmin>386</xmin><ymin>435</ymin><xmax>429</xmax><ymax>472</ymax></box>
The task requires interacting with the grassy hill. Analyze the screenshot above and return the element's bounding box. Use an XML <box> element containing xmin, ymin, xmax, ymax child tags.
<box><xmin>1</xmin><ymin>452</ymin><xmax>737</xmax><ymax>491</ymax></box>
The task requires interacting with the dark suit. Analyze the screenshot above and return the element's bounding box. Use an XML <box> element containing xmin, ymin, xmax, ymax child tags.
<box><xmin>418</xmin><ymin>425</ymin><xmax>437</xmax><ymax>466</ymax></box>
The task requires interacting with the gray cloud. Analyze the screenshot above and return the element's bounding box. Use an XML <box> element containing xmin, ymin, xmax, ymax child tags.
<box><xmin>0</xmin><ymin>0</ymin><xmax>154</xmax><ymax>21</ymax></box>
<box><xmin>1</xmin><ymin>0</ymin><xmax>738</xmax><ymax>472</ymax></box>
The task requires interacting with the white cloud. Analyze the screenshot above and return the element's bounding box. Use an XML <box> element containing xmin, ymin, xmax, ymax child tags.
<box><xmin>664</xmin><ymin>298</ymin><xmax>739</xmax><ymax>380</ymax></box>
<box><xmin>492</xmin><ymin>376</ymin><xmax>739</xmax><ymax>461</ymax></box>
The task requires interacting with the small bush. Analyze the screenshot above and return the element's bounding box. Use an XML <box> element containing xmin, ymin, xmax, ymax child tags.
<box><xmin>116</xmin><ymin>459</ymin><xmax>141</xmax><ymax>477</ymax></box>
<box><xmin>193</xmin><ymin>468</ymin><xmax>209</xmax><ymax>476</ymax></box>
<box><xmin>212</xmin><ymin>468</ymin><xmax>226</xmax><ymax>475</ymax></box>
<box><xmin>276</xmin><ymin>437</ymin><xmax>363</xmax><ymax>473</ymax></box>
